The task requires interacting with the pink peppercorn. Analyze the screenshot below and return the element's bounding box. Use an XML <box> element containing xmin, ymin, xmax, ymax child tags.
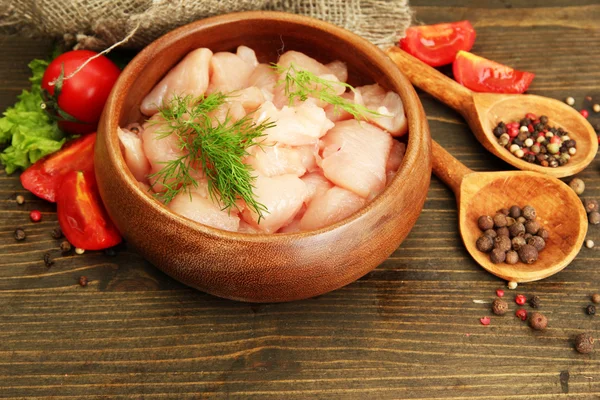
<box><xmin>550</xmin><ymin>136</ymin><xmax>561</xmax><ymax>145</ymax></box>
<box><xmin>508</xmin><ymin>128</ymin><xmax>519</xmax><ymax>138</ymax></box>
<box><xmin>580</xmin><ymin>109</ymin><xmax>589</xmax><ymax>118</ymax></box>
<box><xmin>480</xmin><ymin>317</ymin><xmax>491</xmax><ymax>326</ymax></box>
<box><xmin>527</xmin><ymin>124</ymin><xmax>534</xmax><ymax>133</ymax></box>
<box><xmin>496</xmin><ymin>289</ymin><xmax>505</xmax><ymax>297</ymax></box>
<box><xmin>29</xmin><ymin>210</ymin><xmax>42</xmax><ymax>222</ymax></box>
<box><xmin>516</xmin><ymin>309</ymin><xmax>528</xmax><ymax>321</ymax></box>
<box><xmin>515</xmin><ymin>294</ymin><xmax>527</xmax><ymax>305</ymax></box>
<box><xmin>526</xmin><ymin>113</ymin><xmax>537</xmax><ymax>120</ymax></box>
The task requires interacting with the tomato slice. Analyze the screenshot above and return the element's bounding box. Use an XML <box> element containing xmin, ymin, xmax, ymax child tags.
<box><xmin>399</xmin><ymin>20</ymin><xmax>476</xmax><ymax>67</ymax></box>
<box><xmin>453</xmin><ymin>51</ymin><xmax>535</xmax><ymax>94</ymax></box>
<box><xmin>20</xmin><ymin>133</ymin><xmax>96</xmax><ymax>202</ymax></box>
<box><xmin>57</xmin><ymin>170</ymin><xmax>122</xmax><ymax>250</ymax></box>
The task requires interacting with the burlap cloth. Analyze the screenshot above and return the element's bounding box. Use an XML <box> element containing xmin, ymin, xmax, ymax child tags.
<box><xmin>1</xmin><ymin>0</ymin><xmax>411</xmax><ymax>50</ymax></box>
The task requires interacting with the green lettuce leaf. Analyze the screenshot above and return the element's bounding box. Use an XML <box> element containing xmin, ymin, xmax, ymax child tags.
<box><xmin>0</xmin><ymin>59</ymin><xmax>67</xmax><ymax>174</ymax></box>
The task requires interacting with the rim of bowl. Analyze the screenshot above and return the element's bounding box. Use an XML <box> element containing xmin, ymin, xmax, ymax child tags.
<box><xmin>102</xmin><ymin>10</ymin><xmax>428</xmax><ymax>242</ymax></box>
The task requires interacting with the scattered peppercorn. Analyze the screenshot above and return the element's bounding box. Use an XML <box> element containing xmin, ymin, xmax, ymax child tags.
<box><xmin>60</xmin><ymin>240</ymin><xmax>72</xmax><ymax>253</ymax></box>
<box><xmin>565</xmin><ymin>97</ymin><xmax>575</xmax><ymax>106</ymax></box>
<box><xmin>490</xmin><ymin>248</ymin><xmax>506</xmax><ymax>264</ymax></box>
<box><xmin>522</xmin><ymin>205</ymin><xmax>537</xmax><ymax>220</ymax></box>
<box><xmin>580</xmin><ymin>109</ymin><xmax>589</xmax><ymax>119</ymax></box>
<box><xmin>476</xmin><ymin>235</ymin><xmax>494</xmax><ymax>253</ymax></box>
<box><xmin>518</xmin><ymin>244</ymin><xmax>539</xmax><ymax>264</ymax></box>
<box><xmin>516</xmin><ymin>308</ymin><xmax>528</xmax><ymax>321</ymax></box>
<box><xmin>529</xmin><ymin>295</ymin><xmax>541</xmax><ymax>308</ymax></box>
<box><xmin>29</xmin><ymin>210</ymin><xmax>42</xmax><ymax>222</ymax></box>
<box><xmin>43</xmin><ymin>252</ymin><xmax>54</xmax><ymax>268</ymax></box>
<box><xmin>496</xmin><ymin>289</ymin><xmax>505</xmax><ymax>297</ymax></box>
<box><xmin>479</xmin><ymin>316</ymin><xmax>491</xmax><ymax>326</ymax></box>
<box><xmin>505</xmin><ymin>250</ymin><xmax>519</xmax><ymax>265</ymax></box>
<box><xmin>529</xmin><ymin>312</ymin><xmax>548</xmax><ymax>330</ymax></box>
<box><xmin>586</xmin><ymin>304</ymin><xmax>596</xmax><ymax>316</ymax></box>
<box><xmin>79</xmin><ymin>276</ymin><xmax>88</xmax><ymax>287</ymax></box>
<box><xmin>515</xmin><ymin>294</ymin><xmax>527</xmax><ymax>305</ymax></box>
<box><xmin>583</xmin><ymin>199</ymin><xmax>599</xmax><ymax>214</ymax></box>
<box><xmin>14</xmin><ymin>228</ymin><xmax>26</xmax><ymax>241</ymax></box>
<box><xmin>592</xmin><ymin>293</ymin><xmax>600</xmax><ymax>304</ymax></box>
<box><xmin>478</xmin><ymin>215</ymin><xmax>494</xmax><ymax>231</ymax></box>
<box><xmin>15</xmin><ymin>195</ymin><xmax>25</xmax><ymax>205</ymax></box>
<box><xmin>569</xmin><ymin>178</ymin><xmax>585</xmax><ymax>195</ymax></box>
<box><xmin>51</xmin><ymin>227</ymin><xmax>63</xmax><ymax>239</ymax></box>
<box><xmin>588</xmin><ymin>211</ymin><xmax>600</xmax><ymax>225</ymax></box>
<box><xmin>575</xmin><ymin>333</ymin><xmax>594</xmax><ymax>354</ymax></box>
<box><xmin>585</xmin><ymin>239</ymin><xmax>595</xmax><ymax>249</ymax></box>
<box><xmin>492</xmin><ymin>299</ymin><xmax>509</xmax><ymax>315</ymax></box>
<box><xmin>593</xmin><ymin>104</ymin><xmax>600</xmax><ymax>113</ymax></box>
<box><xmin>75</xmin><ymin>247</ymin><xmax>85</xmax><ymax>255</ymax></box>
<box><xmin>508</xmin><ymin>281</ymin><xmax>518</xmax><ymax>290</ymax></box>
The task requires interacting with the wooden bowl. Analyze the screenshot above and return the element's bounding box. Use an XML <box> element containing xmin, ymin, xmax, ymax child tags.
<box><xmin>95</xmin><ymin>11</ymin><xmax>432</xmax><ymax>302</ymax></box>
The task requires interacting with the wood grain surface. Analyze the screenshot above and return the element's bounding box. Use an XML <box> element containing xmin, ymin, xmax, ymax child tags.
<box><xmin>1</xmin><ymin>0</ymin><xmax>599</xmax><ymax>398</ymax></box>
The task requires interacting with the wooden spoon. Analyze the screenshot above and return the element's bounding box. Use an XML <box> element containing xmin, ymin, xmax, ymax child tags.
<box><xmin>432</xmin><ymin>139</ymin><xmax>587</xmax><ymax>282</ymax></box>
<box><xmin>386</xmin><ymin>47</ymin><xmax>598</xmax><ymax>178</ymax></box>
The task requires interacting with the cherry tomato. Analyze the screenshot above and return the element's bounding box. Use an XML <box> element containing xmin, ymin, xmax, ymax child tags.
<box><xmin>41</xmin><ymin>50</ymin><xmax>120</xmax><ymax>135</ymax></box>
<box><xmin>453</xmin><ymin>51</ymin><xmax>535</xmax><ymax>94</ymax></box>
<box><xmin>20</xmin><ymin>133</ymin><xmax>96</xmax><ymax>202</ymax></box>
<box><xmin>399</xmin><ymin>20</ymin><xmax>476</xmax><ymax>67</ymax></box>
<box><xmin>57</xmin><ymin>170</ymin><xmax>121</xmax><ymax>250</ymax></box>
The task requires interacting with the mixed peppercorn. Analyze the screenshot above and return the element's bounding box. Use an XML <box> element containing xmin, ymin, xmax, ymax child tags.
<box><xmin>476</xmin><ymin>205</ymin><xmax>548</xmax><ymax>264</ymax></box>
<box><xmin>493</xmin><ymin>113</ymin><xmax>577</xmax><ymax>167</ymax></box>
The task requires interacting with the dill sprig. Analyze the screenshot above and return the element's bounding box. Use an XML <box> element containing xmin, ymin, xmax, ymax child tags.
<box><xmin>272</xmin><ymin>63</ymin><xmax>381</xmax><ymax>120</ymax></box>
<box><xmin>149</xmin><ymin>93</ymin><xmax>273</xmax><ymax>220</ymax></box>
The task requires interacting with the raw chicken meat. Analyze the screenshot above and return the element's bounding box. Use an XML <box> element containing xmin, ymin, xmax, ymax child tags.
<box><xmin>245</xmin><ymin>144</ymin><xmax>307</xmax><ymax>177</ymax></box>
<box><xmin>117</xmin><ymin>127</ymin><xmax>151</xmax><ymax>182</ymax></box>
<box><xmin>248</xmin><ymin>64</ymin><xmax>278</xmax><ymax>101</ymax></box>
<box><xmin>207</xmin><ymin>50</ymin><xmax>256</xmax><ymax>94</ymax></box>
<box><xmin>241</xmin><ymin>174</ymin><xmax>307</xmax><ymax>234</ymax></box>
<box><xmin>301</xmin><ymin>172</ymin><xmax>332</xmax><ymax>204</ymax></box>
<box><xmin>325</xmin><ymin>60</ymin><xmax>348</xmax><ymax>83</ymax></box>
<box><xmin>358</xmin><ymin>84</ymin><xmax>408</xmax><ymax>137</ymax></box>
<box><xmin>300</xmin><ymin>186</ymin><xmax>366</xmax><ymax>231</ymax></box>
<box><xmin>236</xmin><ymin>45</ymin><xmax>259</xmax><ymax>68</ymax></box>
<box><xmin>141</xmin><ymin>48</ymin><xmax>212</xmax><ymax>116</ymax></box>
<box><xmin>321</xmin><ymin>120</ymin><xmax>392</xmax><ymax>198</ymax></box>
<box><xmin>169</xmin><ymin>191</ymin><xmax>240</xmax><ymax>232</ymax></box>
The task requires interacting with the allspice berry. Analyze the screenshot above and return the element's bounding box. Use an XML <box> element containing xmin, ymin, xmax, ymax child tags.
<box><xmin>492</xmin><ymin>298</ymin><xmax>509</xmax><ymax>315</ymax></box>
<box><xmin>511</xmin><ymin>236</ymin><xmax>527</xmax><ymax>251</ymax></box>
<box><xmin>569</xmin><ymin>178</ymin><xmax>585</xmax><ymax>195</ymax></box>
<box><xmin>518</xmin><ymin>244</ymin><xmax>539</xmax><ymax>264</ymax></box>
<box><xmin>592</xmin><ymin>293</ymin><xmax>600</xmax><ymax>304</ymax></box>
<box><xmin>476</xmin><ymin>235</ymin><xmax>494</xmax><ymax>253</ymax></box>
<box><xmin>575</xmin><ymin>333</ymin><xmax>594</xmax><ymax>354</ymax></box>
<box><xmin>483</xmin><ymin>229</ymin><xmax>497</xmax><ymax>238</ymax></box>
<box><xmin>509</xmin><ymin>222</ymin><xmax>526</xmax><ymax>238</ymax></box>
<box><xmin>522</xmin><ymin>205</ymin><xmax>537</xmax><ymax>221</ymax></box>
<box><xmin>490</xmin><ymin>248</ymin><xmax>506</xmax><ymax>264</ymax></box>
<box><xmin>517</xmin><ymin>216</ymin><xmax>527</xmax><ymax>224</ymax></box>
<box><xmin>493</xmin><ymin>213</ymin><xmax>508</xmax><ymax>228</ymax></box>
<box><xmin>589</xmin><ymin>211</ymin><xmax>600</xmax><ymax>225</ymax></box>
<box><xmin>498</xmin><ymin>208</ymin><xmax>510</xmax><ymax>216</ymax></box>
<box><xmin>478</xmin><ymin>215</ymin><xmax>494</xmax><ymax>231</ymax></box>
<box><xmin>496</xmin><ymin>227</ymin><xmax>510</xmax><ymax>237</ymax></box>
<box><xmin>583</xmin><ymin>199</ymin><xmax>599</xmax><ymax>214</ymax></box>
<box><xmin>509</xmin><ymin>205</ymin><xmax>521</xmax><ymax>219</ymax></box>
<box><xmin>505</xmin><ymin>217</ymin><xmax>516</xmax><ymax>227</ymax></box>
<box><xmin>523</xmin><ymin>233</ymin><xmax>533</xmax><ymax>241</ymax></box>
<box><xmin>537</xmin><ymin>228</ymin><xmax>550</xmax><ymax>240</ymax></box>
<box><xmin>529</xmin><ymin>312</ymin><xmax>548</xmax><ymax>330</ymax></box>
<box><xmin>525</xmin><ymin>220</ymin><xmax>540</xmax><ymax>235</ymax></box>
<box><xmin>505</xmin><ymin>250</ymin><xmax>519</xmax><ymax>265</ymax></box>
<box><xmin>528</xmin><ymin>236</ymin><xmax>546</xmax><ymax>251</ymax></box>
<box><xmin>494</xmin><ymin>235</ymin><xmax>512</xmax><ymax>252</ymax></box>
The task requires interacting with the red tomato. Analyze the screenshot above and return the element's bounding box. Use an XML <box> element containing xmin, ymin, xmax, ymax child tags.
<box><xmin>399</xmin><ymin>20</ymin><xmax>476</xmax><ymax>67</ymax></box>
<box><xmin>42</xmin><ymin>50</ymin><xmax>120</xmax><ymax>135</ymax></box>
<box><xmin>20</xmin><ymin>133</ymin><xmax>96</xmax><ymax>202</ymax></box>
<box><xmin>57</xmin><ymin>170</ymin><xmax>122</xmax><ymax>250</ymax></box>
<box><xmin>453</xmin><ymin>51</ymin><xmax>535</xmax><ymax>94</ymax></box>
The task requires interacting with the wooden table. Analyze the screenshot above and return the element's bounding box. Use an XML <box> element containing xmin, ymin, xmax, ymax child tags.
<box><xmin>1</xmin><ymin>1</ymin><xmax>599</xmax><ymax>398</ymax></box>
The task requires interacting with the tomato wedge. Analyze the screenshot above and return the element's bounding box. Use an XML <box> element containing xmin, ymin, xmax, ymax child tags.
<box><xmin>57</xmin><ymin>170</ymin><xmax>121</xmax><ymax>250</ymax></box>
<box><xmin>20</xmin><ymin>133</ymin><xmax>96</xmax><ymax>202</ymax></box>
<box><xmin>453</xmin><ymin>51</ymin><xmax>535</xmax><ymax>94</ymax></box>
<box><xmin>399</xmin><ymin>20</ymin><xmax>476</xmax><ymax>67</ymax></box>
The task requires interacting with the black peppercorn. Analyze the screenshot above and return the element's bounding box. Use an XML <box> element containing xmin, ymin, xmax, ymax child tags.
<box><xmin>478</xmin><ymin>215</ymin><xmax>494</xmax><ymax>231</ymax></box>
<box><xmin>529</xmin><ymin>312</ymin><xmax>548</xmax><ymax>330</ymax></box>
<box><xmin>522</xmin><ymin>205</ymin><xmax>537</xmax><ymax>221</ymax></box>
<box><xmin>540</xmin><ymin>115</ymin><xmax>549</xmax><ymax>125</ymax></box>
<box><xmin>528</xmin><ymin>236</ymin><xmax>546</xmax><ymax>251</ymax></box>
<box><xmin>589</xmin><ymin>211</ymin><xmax>600</xmax><ymax>225</ymax></box>
<box><xmin>525</xmin><ymin>220</ymin><xmax>540</xmax><ymax>235</ymax></box>
<box><xmin>511</xmin><ymin>236</ymin><xmax>527</xmax><ymax>251</ymax></box>
<box><xmin>518</xmin><ymin>244</ymin><xmax>539</xmax><ymax>264</ymax></box>
<box><xmin>509</xmin><ymin>222</ymin><xmax>526</xmax><ymax>238</ymax></box>
<box><xmin>79</xmin><ymin>276</ymin><xmax>88</xmax><ymax>287</ymax></box>
<box><xmin>496</xmin><ymin>227</ymin><xmax>510</xmax><ymax>237</ymax></box>
<box><xmin>493</xmin><ymin>213</ymin><xmax>508</xmax><ymax>228</ymax></box>
<box><xmin>14</xmin><ymin>228</ymin><xmax>26</xmax><ymax>241</ymax></box>
<box><xmin>575</xmin><ymin>333</ymin><xmax>594</xmax><ymax>354</ymax></box>
<box><xmin>505</xmin><ymin>250</ymin><xmax>519</xmax><ymax>265</ymax></box>
<box><xmin>509</xmin><ymin>205</ymin><xmax>522</xmax><ymax>219</ymax></box>
<box><xmin>476</xmin><ymin>235</ymin><xmax>494</xmax><ymax>253</ymax></box>
<box><xmin>43</xmin><ymin>252</ymin><xmax>54</xmax><ymax>268</ymax></box>
<box><xmin>586</xmin><ymin>304</ymin><xmax>596</xmax><ymax>316</ymax></box>
<box><xmin>583</xmin><ymin>199</ymin><xmax>599</xmax><ymax>214</ymax></box>
<box><xmin>483</xmin><ymin>229</ymin><xmax>497</xmax><ymax>238</ymax></box>
<box><xmin>490</xmin><ymin>248</ymin><xmax>506</xmax><ymax>264</ymax></box>
<box><xmin>529</xmin><ymin>295</ymin><xmax>541</xmax><ymax>308</ymax></box>
<box><xmin>537</xmin><ymin>228</ymin><xmax>550</xmax><ymax>240</ymax></box>
<box><xmin>60</xmin><ymin>240</ymin><xmax>72</xmax><ymax>253</ymax></box>
<box><xmin>51</xmin><ymin>227</ymin><xmax>63</xmax><ymax>239</ymax></box>
<box><xmin>492</xmin><ymin>298</ymin><xmax>509</xmax><ymax>315</ymax></box>
<box><xmin>494</xmin><ymin>235</ymin><xmax>512</xmax><ymax>252</ymax></box>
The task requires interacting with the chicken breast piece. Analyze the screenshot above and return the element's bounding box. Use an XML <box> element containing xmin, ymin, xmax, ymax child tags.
<box><xmin>248</xmin><ymin>63</ymin><xmax>278</xmax><ymax>101</ymax></box>
<box><xmin>118</xmin><ymin>127</ymin><xmax>151</xmax><ymax>182</ymax></box>
<box><xmin>241</xmin><ymin>174</ymin><xmax>307</xmax><ymax>234</ymax></box>
<box><xmin>236</xmin><ymin>45</ymin><xmax>259</xmax><ymax>68</ymax></box>
<box><xmin>358</xmin><ymin>84</ymin><xmax>408</xmax><ymax>137</ymax></box>
<box><xmin>141</xmin><ymin>48</ymin><xmax>213</xmax><ymax>116</ymax></box>
<box><xmin>245</xmin><ymin>144</ymin><xmax>307</xmax><ymax>177</ymax></box>
<box><xmin>299</xmin><ymin>186</ymin><xmax>366</xmax><ymax>231</ymax></box>
<box><xmin>321</xmin><ymin>120</ymin><xmax>392</xmax><ymax>198</ymax></box>
<box><xmin>207</xmin><ymin>51</ymin><xmax>256</xmax><ymax>94</ymax></box>
<box><xmin>169</xmin><ymin>191</ymin><xmax>240</xmax><ymax>232</ymax></box>
<box><xmin>325</xmin><ymin>60</ymin><xmax>348</xmax><ymax>83</ymax></box>
<box><xmin>301</xmin><ymin>172</ymin><xmax>333</xmax><ymax>204</ymax></box>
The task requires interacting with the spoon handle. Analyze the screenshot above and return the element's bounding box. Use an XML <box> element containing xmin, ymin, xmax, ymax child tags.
<box><xmin>431</xmin><ymin>140</ymin><xmax>473</xmax><ymax>195</ymax></box>
<box><xmin>386</xmin><ymin>47</ymin><xmax>473</xmax><ymax>114</ymax></box>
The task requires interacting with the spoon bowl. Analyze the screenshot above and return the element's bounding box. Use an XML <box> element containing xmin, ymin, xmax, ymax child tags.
<box><xmin>387</xmin><ymin>47</ymin><xmax>598</xmax><ymax>178</ymax></box>
<box><xmin>432</xmin><ymin>140</ymin><xmax>587</xmax><ymax>282</ymax></box>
